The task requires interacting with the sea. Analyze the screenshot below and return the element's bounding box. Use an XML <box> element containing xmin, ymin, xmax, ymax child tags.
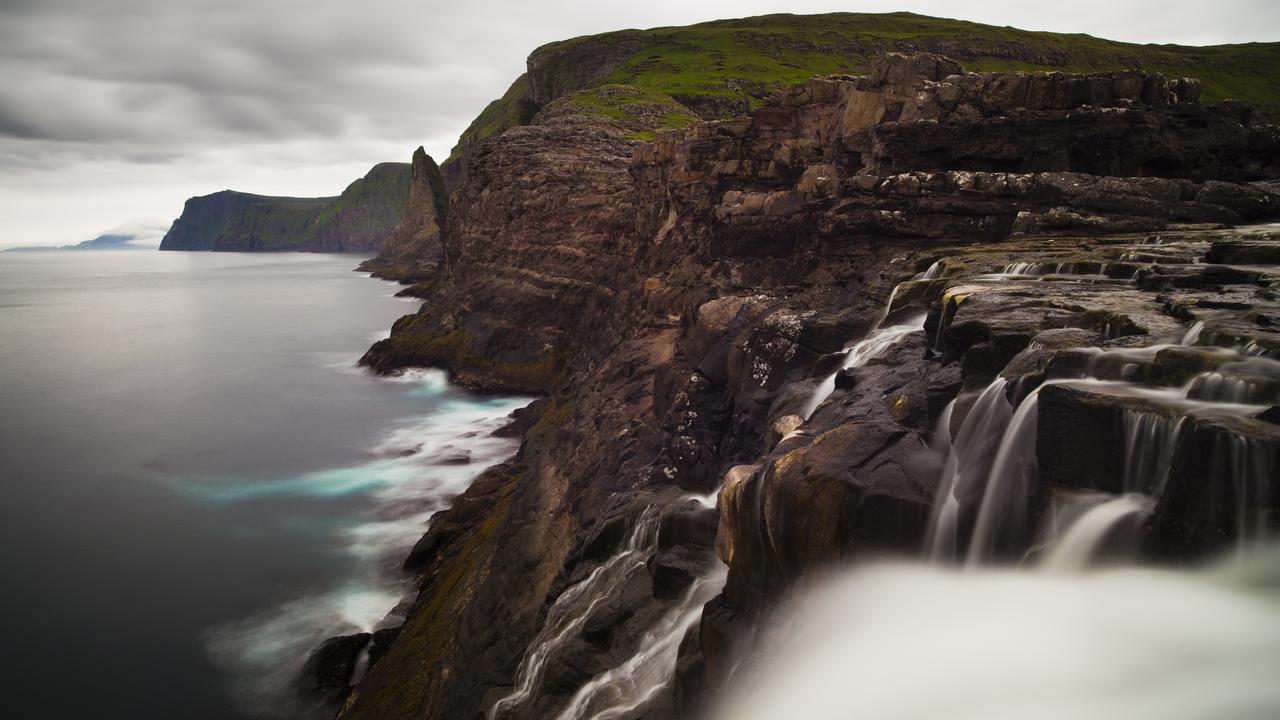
<box><xmin>0</xmin><ymin>250</ymin><xmax>528</xmax><ymax>719</ymax></box>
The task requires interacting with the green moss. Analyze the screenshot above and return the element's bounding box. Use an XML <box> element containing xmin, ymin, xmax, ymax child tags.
<box><xmin>525</xmin><ymin>394</ymin><xmax>575</xmax><ymax>449</ymax></box>
<box><xmin>341</xmin><ymin>466</ymin><xmax>521</xmax><ymax>720</ymax></box>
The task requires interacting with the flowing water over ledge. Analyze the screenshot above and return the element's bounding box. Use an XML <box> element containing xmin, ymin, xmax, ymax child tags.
<box><xmin>0</xmin><ymin>251</ymin><xmax>528</xmax><ymax>719</ymax></box>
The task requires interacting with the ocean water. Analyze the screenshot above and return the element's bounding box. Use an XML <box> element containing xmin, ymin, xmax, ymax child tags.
<box><xmin>0</xmin><ymin>250</ymin><xmax>528</xmax><ymax>719</ymax></box>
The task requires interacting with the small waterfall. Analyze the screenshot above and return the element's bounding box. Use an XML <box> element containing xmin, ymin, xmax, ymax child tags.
<box><xmin>965</xmin><ymin>383</ymin><xmax>1049</xmax><ymax>565</ymax></box>
<box><xmin>1181</xmin><ymin>321</ymin><xmax>1205</xmax><ymax>346</ymax></box>
<box><xmin>801</xmin><ymin>314</ymin><xmax>926</xmax><ymax>420</ymax></box>
<box><xmin>1002</xmin><ymin>261</ymin><xmax>1039</xmax><ymax>275</ymax></box>
<box><xmin>490</xmin><ymin>507</ymin><xmax>661</xmax><ymax>720</ymax></box>
<box><xmin>915</xmin><ymin>260</ymin><xmax>944</xmax><ymax>280</ymax></box>
<box><xmin>1224</xmin><ymin>435</ymin><xmax>1278</xmax><ymax>555</ymax></box>
<box><xmin>923</xmin><ymin>379</ymin><xmax>1012</xmax><ymax>562</ymax></box>
<box><xmin>550</xmin><ymin>566</ymin><xmax>727</xmax><ymax>720</ymax></box>
<box><xmin>1122</xmin><ymin>412</ymin><xmax>1184</xmax><ymax>495</ymax></box>
<box><xmin>1040</xmin><ymin>494</ymin><xmax>1153</xmax><ymax>572</ymax></box>
<box><xmin>1000</xmin><ymin>261</ymin><xmax>1102</xmax><ymax>276</ymax></box>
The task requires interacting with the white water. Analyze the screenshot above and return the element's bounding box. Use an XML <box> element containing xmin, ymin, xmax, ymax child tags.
<box><xmin>801</xmin><ymin>314</ymin><xmax>927</xmax><ymax>420</ymax></box>
<box><xmin>551</xmin><ymin>567</ymin><xmax>728</xmax><ymax>720</ymax></box>
<box><xmin>965</xmin><ymin>381</ymin><xmax>1053</xmax><ymax>565</ymax></box>
<box><xmin>924</xmin><ymin>379</ymin><xmax>1011</xmax><ymax>562</ymax></box>
<box><xmin>206</xmin><ymin>386</ymin><xmax>532</xmax><ymax>715</ymax></box>
<box><xmin>1040</xmin><ymin>494</ymin><xmax>1153</xmax><ymax>572</ymax></box>
<box><xmin>1122</xmin><ymin>412</ymin><xmax>1184</xmax><ymax>495</ymax></box>
<box><xmin>490</xmin><ymin>507</ymin><xmax>664</xmax><ymax>719</ymax></box>
<box><xmin>713</xmin><ymin>552</ymin><xmax>1280</xmax><ymax>720</ymax></box>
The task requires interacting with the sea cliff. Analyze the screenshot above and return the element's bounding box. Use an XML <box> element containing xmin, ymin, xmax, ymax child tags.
<box><xmin>309</xmin><ymin>14</ymin><xmax>1280</xmax><ymax>720</ymax></box>
<box><xmin>159</xmin><ymin>161</ymin><xmax>412</xmax><ymax>252</ymax></box>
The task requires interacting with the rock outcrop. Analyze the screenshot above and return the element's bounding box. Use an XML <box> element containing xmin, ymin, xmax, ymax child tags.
<box><xmin>358</xmin><ymin>148</ymin><xmax>448</xmax><ymax>283</ymax></box>
<box><xmin>337</xmin><ymin>49</ymin><xmax>1280</xmax><ymax>720</ymax></box>
<box><xmin>440</xmin><ymin>12</ymin><xmax>1280</xmax><ymax>187</ymax></box>
<box><xmin>159</xmin><ymin>161</ymin><xmax>412</xmax><ymax>253</ymax></box>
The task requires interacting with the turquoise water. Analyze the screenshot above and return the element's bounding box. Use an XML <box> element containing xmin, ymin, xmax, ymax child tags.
<box><xmin>0</xmin><ymin>250</ymin><xmax>528</xmax><ymax>718</ymax></box>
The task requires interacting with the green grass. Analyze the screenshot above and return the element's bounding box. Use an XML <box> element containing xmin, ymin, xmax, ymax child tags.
<box><xmin>554</xmin><ymin>84</ymin><xmax>700</xmax><ymax>139</ymax></box>
<box><xmin>443</xmin><ymin>11</ymin><xmax>1280</xmax><ymax>172</ymax></box>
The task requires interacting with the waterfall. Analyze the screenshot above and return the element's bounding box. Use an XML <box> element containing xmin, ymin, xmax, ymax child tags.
<box><xmin>1223</xmin><ymin>435</ymin><xmax>1278</xmax><ymax>555</ymax></box>
<box><xmin>1181</xmin><ymin>321</ymin><xmax>1205</xmax><ymax>346</ymax></box>
<box><xmin>490</xmin><ymin>506</ymin><xmax>661</xmax><ymax>720</ymax></box>
<box><xmin>1040</xmin><ymin>494</ymin><xmax>1153</xmax><ymax>572</ymax></box>
<box><xmin>800</xmin><ymin>314</ymin><xmax>926</xmax><ymax>421</ymax></box>
<box><xmin>965</xmin><ymin>383</ymin><xmax>1050</xmax><ymax>565</ymax></box>
<box><xmin>923</xmin><ymin>379</ymin><xmax>1012</xmax><ymax>562</ymax></box>
<box><xmin>550</xmin><ymin>567</ymin><xmax>727</xmax><ymax>720</ymax></box>
<box><xmin>1122</xmin><ymin>412</ymin><xmax>1185</xmax><ymax>495</ymax></box>
<box><xmin>915</xmin><ymin>260</ymin><xmax>944</xmax><ymax>280</ymax></box>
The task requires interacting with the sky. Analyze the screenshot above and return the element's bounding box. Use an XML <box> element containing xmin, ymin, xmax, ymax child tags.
<box><xmin>1</xmin><ymin>0</ymin><xmax>1277</xmax><ymax>248</ymax></box>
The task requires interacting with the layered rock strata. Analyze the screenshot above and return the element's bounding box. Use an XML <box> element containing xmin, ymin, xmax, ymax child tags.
<box><xmin>336</xmin><ymin>54</ymin><xmax>1280</xmax><ymax>720</ymax></box>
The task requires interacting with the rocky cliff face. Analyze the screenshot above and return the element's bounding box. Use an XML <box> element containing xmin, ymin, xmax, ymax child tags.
<box><xmin>358</xmin><ymin>148</ymin><xmax>449</xmax><ymax>283</ymax></box>
<box><xmin>158</xmin><ymin>162</ymin><xmax>411</xmax><ymax>252</ymax></box>
<box><xmin>333</xmin><ymin>52</ymin><xmax>1280</xmax><ymax>720</ymax></box>
<box><xmin>440</xmin><ymin>12</ymin><xmax>1280</xmax><ymax>188</ymax></box>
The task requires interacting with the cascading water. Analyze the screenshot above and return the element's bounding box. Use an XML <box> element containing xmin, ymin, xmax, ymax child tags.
<box><xmin>1122</xmin><ymin>411</ymin><xmax>1185</xmax><ymax>495</ymax></box>
<box><xmin>923</xmin><ymin>379</ymin><xmax>1012</xmax><ymax>562</ymax></box>
<box><xmin>550</xmin><ymin>567</ymin><xmax>727</xmax><ymax>720</ymax></box>
<box><xmin>712</xmin><ymin>233</ymin><xmax>1280</xmax><ymax>719</ymax></box>
<box><xmin>490</xmin><ymin>507</ymin><xmax>662</xmax><ymax>720</ymax></box>
<box><xmin>800</xmin><ymin>314</ymin><xmax>927</xmax><ymax>420</ymax></box>
<box><xmin>1039</xmin><ymin>493</ymin><xmax>1153</xmax><ymax>571</ymax></box>
<box><xmin>964</xmin><ymin>382</ymin><xmax>1051</xmax><ymax>565</ymax></box>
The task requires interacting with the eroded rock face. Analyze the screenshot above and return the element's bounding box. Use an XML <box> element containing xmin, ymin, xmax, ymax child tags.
<box><xmin>339</xmin><ymin>52</ymin><xmax>1280</xmax><ymax>720</ymax></box>
<box><xmin>358</xmin><ymin>147</ymin><xmax>448</xmax><ymax>282</ymax></box>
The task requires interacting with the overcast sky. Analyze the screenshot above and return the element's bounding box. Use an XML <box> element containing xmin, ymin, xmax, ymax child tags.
<box><xmin>1</xmin><ymin>0</ymin><xmax>1276</xmax><ymax>248</ymax></box>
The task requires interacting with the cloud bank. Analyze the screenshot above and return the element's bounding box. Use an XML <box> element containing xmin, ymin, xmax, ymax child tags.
<box><xmin>1</xmin><ymin>0</ymin><xmax>1276</xmax><ymax>246</ymax></box>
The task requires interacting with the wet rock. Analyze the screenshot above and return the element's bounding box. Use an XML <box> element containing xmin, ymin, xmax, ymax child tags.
<box><xmin>366</xmin><ymin>627</ymin><xmax>400</xmax><ymax>670</ymax></box>
<box><xmin>1207</xmin><ymin>237</ymin><xmax>1280</xmax><ymax>265</ymax></box>
<box><xmin>1036</xmin><ymin>384</ymin><xmax>1171</xmax><ymax>494</ymax></box>
<box><xmin>765</xmin><ymin>415</ymin><xmax>804</xmax><ymax>450</ymax></box>
<box><xmin>493</xmin><ymin>398</ymin><xmax>551</xmax><ymax>438</ymax></box>
<box><xmin>1148</xmin><ymin>413</ymin><xmax>1280</xmax><ymax>560</ymax></box>
<box><xmin>295</xmin><ymin>632</ymin><xmax>369</xmax><ymax>708</ymax></box>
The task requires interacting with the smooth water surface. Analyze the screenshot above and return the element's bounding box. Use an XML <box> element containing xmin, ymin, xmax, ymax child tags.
<box><xmin>0</xmin><ymin>250</ymin><xmax>524</xmax><ymax>719</ymax></box>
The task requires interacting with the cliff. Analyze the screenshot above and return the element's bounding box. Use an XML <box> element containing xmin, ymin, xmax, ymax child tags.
<box><xmin>327</xmin><ymin>17</ymin><xmax>1280</xmax><ymax>720</ymax></box>
<box><xmin>158</xmin><ymin>161</ymin><xmax>412</xmax><ymax>252</ymax></box>
<box><xmin>357</xmin><ymin>148</ymin><xmax>449</xmax><ymax>284</ymax></box>
<box><xmin>440</xmin><ymin>11</ymin><xmax>1280</xmax><ymax>186</ymax></box>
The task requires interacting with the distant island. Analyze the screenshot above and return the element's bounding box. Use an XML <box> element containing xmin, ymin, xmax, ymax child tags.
<box><xmin>4</xmin><ymin>232</ymin><xmax>153</xmax><ymax>252</ymax></box>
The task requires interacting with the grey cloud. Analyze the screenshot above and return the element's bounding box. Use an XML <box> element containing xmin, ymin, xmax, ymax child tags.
<box><xmin>0</xmin><ymin>0</ymin><xmax>1276</xmax><ymax>247</ymax></box>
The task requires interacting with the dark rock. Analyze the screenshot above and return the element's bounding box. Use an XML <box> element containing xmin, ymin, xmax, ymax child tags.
<box><xmin>295</xmin><ymin>633</ymin><xmax>369</xmax><ymax>708</ymax></box>
<box><xmin>493</xmin><ymin>398</ymin><xmax>550</xmax><ymax>438</ymax></box>
<box><xmin>1147</xmin><ymin>413</ymin><xmax>1280</xmax><ymax>560</ymax></box>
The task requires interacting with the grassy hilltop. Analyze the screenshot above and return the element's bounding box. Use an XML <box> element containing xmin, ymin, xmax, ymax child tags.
<box><xmin>447</xmin><ymin>11</ymin><xmax>1280</xmax><ymax>162</ymax></box>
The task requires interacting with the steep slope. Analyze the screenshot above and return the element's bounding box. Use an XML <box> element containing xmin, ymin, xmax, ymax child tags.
<box><xmin>442</xmin><ymin>11</ymin><xmax>1280</xmax><ymax>183</ymax></box>
<box><xmin>158</xmin><ymin>162</ymin><xmax>411</xmax><ymax>252</ymax></box>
